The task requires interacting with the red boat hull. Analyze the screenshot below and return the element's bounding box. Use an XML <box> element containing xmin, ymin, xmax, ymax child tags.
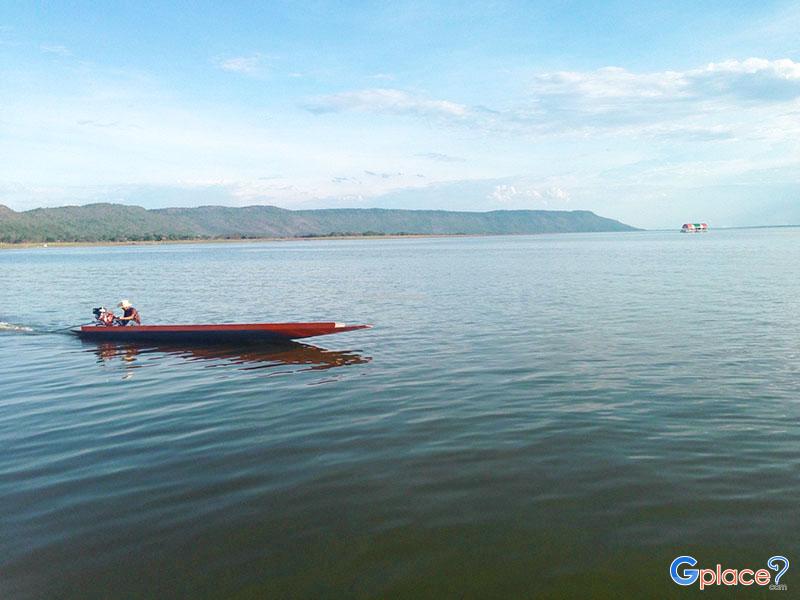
<box><xmin>75</xmin><ymin>322</ymin><xmax>371</xmax><ymax>344</ymax></box>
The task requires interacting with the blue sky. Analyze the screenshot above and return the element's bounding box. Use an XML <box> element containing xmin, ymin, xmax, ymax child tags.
<box><xmin>1</xmin><ymin>1</ymin><xmax>799</xmax><ymax>228</ymax></box>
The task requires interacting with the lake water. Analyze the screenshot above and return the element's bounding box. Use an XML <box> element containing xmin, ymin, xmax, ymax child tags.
<box><xmin>1</xmin><ymin>231</ymin><xmax>798</xmax><ymax>598</ymax></box>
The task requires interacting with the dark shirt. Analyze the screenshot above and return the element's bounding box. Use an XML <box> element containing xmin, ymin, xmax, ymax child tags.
<box><xmin>121</xmin><ymin>307</ymin><xmax>141</xmax><ymax>325</ymax></box>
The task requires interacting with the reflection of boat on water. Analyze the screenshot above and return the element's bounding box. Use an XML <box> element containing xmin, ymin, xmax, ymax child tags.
<box><xmin>88</xmin><ymin>341</ymin><xmax>371</xmax><ymax>372</ymax></box>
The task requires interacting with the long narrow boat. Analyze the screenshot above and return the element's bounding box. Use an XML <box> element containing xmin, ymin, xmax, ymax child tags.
<box><xmin>73</xmin><ymin>322</ymin><xmax>371</xmax><ymax>344</ymax></box>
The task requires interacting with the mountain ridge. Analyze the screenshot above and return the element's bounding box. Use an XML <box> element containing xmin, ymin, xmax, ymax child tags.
<box><xmin>0</xmin><ymin>203</ymin><xmax>639</xmax><ymax>243</ymax></box>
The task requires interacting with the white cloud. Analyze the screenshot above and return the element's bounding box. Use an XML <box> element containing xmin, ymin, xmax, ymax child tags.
<box><xmin>547</xmin><ymin>186</ymin><xmax>569</xmax><ymax>201</ymax></box>
<box><xmin>688</xmin><ymin>58</ymin><xmax>800</xmax><ymax>101</ymax></box>
<box><xmin>303</xmin><ymin>88</ymin><xmax>469</xmax><ymax>118</ymax></box>
<box><xmin>532</xmin><ymin>66</ymin><xmax>684</xmax><ymax>100</ymax></box>
<box><xmin>40</xmin><ymin>44</ymin><xmax>71</xmax><ymax>56</ymax></box>
<box><xmin>520</xmin><ymin>59</ymin><xmax>800</xmax><ymax>141</ymax></box>
<box><xmin>364</xmin><ymin>170</ymin><xmax>402</xmax><ymax>179</ymax></box>
<box><xmin>491</xmin><ymin>184</ymin><xmax>539</xmax><ymax>203</ymax></box>
<box><xmin>415</xmin><ymin>152</ymin><xmax>466</xmax><ymax>162</ymax></box>
<box><xmin>639</xmin><ymin>125</ymin><xmax>734</xmax><ymax>141</ymax></box>
<box><xmin>77</xmin><ymin>119</ymin><xmax>123</xmax><ymax>128</ymax></box>
<box><xmin>216</xmin><ymin>55</ymin><xmax>263</xmax><ymax>75</ymax></box>
<box><xmin>532</xmin><ymin>58</ymin><xmax>800</xmax><ymax>103</ymax></box>
<box><xmin>303</xmin><ymin>59</ymin><xmax>800</xmax><ymax>143</ymax></box>
<box><xmin>702</xmin><ymin>58</ymin><xmax>800</xmax><ymax>78</ymax></box>
<box><xmin>490</xmin><ymin>184</ymin><xmax>569</xmax><ymax>204</ymax></box>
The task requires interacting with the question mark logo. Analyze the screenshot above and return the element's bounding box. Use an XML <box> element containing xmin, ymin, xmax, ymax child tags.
<box><xmin>768</xmin><ymin>556</ymin><xmax>789</xmax><ymax>585</ymax></box>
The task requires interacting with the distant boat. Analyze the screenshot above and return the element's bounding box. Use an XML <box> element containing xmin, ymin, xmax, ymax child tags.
<box><xmin>681</xmin><ymin>223</ymin><xmax>708</xmax><ymax>233</ymax></box>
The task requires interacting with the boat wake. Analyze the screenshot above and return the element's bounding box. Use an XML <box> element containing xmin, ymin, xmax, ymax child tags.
<box><xmin>0</xmin><ymin>321</ymin><xmax>34</xmax><ymax>333</ymax></box>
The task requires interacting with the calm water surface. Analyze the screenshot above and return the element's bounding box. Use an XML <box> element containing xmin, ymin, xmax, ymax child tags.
<box><xmin>1</xmin><ymin>231</ymin><xmax>798</xmax><ymax>598</ymax></box>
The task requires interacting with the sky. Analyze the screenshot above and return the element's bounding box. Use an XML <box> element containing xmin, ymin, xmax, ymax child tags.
<box><xmin>1</xmin><ymin>1</ymin><xmax>799</xmax><ymax>228</ymax></box>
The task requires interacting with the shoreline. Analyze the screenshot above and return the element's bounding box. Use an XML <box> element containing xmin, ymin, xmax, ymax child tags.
<box><xmin>0</xmin><ymin>233</ymin><xmax>482</xmax><ymax>250</ymax></box>
<box><xmin>6</xmin><ymin>226</ymin><xmax>799</xmax><ymax>250</ymax></box>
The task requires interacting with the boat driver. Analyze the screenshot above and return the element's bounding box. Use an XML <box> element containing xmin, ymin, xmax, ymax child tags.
<box><xmin>117</xmin><ymin>300</ymin><xmax>141</xmax><ymax>326</ymax></box>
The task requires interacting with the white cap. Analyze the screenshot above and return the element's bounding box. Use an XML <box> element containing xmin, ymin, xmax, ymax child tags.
<box><xmin>118</xmin><ymin>299</ymin><xmax>132</xmax><ymax>309</ymax></box>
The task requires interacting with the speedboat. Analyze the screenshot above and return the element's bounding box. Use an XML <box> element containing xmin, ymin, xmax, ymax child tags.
<box><xmin>73</xmin><ymin>321</ymin><xmax>371</xmax><ymax>344</ymax></box>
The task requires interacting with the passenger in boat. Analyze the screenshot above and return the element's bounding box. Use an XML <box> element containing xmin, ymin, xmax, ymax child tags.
<box><xmin>117</xmin><ymin>300</ymin><xmax>141</xmax><ymax>326</ymax></box>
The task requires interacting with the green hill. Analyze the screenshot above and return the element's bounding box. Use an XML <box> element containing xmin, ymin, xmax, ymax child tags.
<box><xmin>0</xmin><ymin>203</ymin><xmax>638</xmax><ymax>243</ymax></box>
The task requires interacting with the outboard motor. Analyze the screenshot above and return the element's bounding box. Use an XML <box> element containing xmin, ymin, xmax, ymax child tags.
<box><xmin>92</xmin><ymin>306</ymin><xmax>117</xmax><ymax>326</ymax></box>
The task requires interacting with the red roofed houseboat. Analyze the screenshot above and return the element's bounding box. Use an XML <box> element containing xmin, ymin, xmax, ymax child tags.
<box><xmin>681</xmin><ymin>223</ymin><xmax>708</xmax><ymax>233</ymax></box>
